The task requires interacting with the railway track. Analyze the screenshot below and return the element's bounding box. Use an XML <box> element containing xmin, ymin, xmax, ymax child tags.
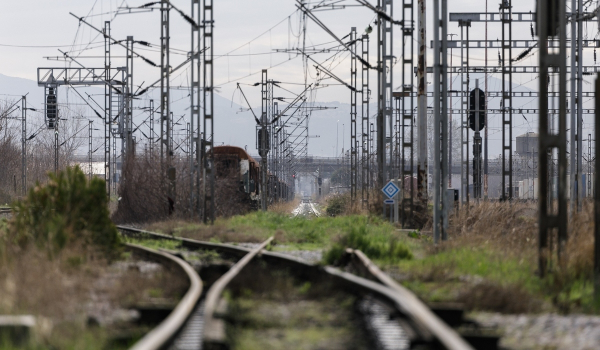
<box><xmin>292</xmin><ymin>200</ymin><xmax>321</xmax><ymax>217</ymax></box>
<box><xmin>0</xmin><ymin>207</ymin><xmax>12</xmax><ymax>215</ymax></box>
<box><xmin>118</xmin><ymin>225</ymin><xmax>480</xmax><ymax>350</ymax></box>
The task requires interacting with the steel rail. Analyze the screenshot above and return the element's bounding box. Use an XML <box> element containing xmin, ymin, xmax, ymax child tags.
<box><xmin>348</xmin><ymin>248</ymin><xmax>474</xmax><ymax>350</ymax></box>
<box><xmin>202</xmin><ymin>237</ymin><xmax>274</xmax><ymax>346</ymax></box>
<box><xmin>117</xmin><ymin>225</ymin><xmax>472</xmax><ymax>350</ymax></box>
<box><xmin>126</xmin><ymin>243</ymin><xmax>203</xmax><ymax>350</ymax></box>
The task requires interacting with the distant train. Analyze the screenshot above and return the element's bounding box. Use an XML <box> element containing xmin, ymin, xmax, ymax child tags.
<box><xmin>213</xmin><ymin>146</ymin><xmax>293</xmax><ymax>209</ymax></box>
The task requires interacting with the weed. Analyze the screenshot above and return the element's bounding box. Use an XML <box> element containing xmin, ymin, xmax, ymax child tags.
<box><xmin>407</xmin><ymin>230</ymin><xmax>420</xmax><ymax>239</ymax></box>
<box><xmin>325</xmin><ymin>194</ymin><xmax>349</xmax><ymax>217</ymax></box>
<box><xmin>324</xmin><ymin>224</ymin><xmax>413</xmax><ymax>265</ymax></box>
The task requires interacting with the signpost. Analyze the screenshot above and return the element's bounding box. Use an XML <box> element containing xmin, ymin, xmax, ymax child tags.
<box><xmin>382</xmin><ymin>181</ymin><xmax>400</xmax><ymax>222</ymax></box>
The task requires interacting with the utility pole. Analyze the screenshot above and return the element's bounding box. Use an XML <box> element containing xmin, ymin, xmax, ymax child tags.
<box><xmin>350</xmin><ymin>27</ymin><xmax>358</xmax><ymax>206</ymax></box>
<box><xmin>538</xmin><ymin>0</ymin><xmax>567</xmax><ymax>277</ymax></box>
<box><xmin>104</xmin><ymin>21</ymin><xmax>112</xmax><ymax>198</ymax></box>
<box><xmin>202</xmin><ymin>0</ymin><xmax>215</xmax><ymax>223</ymax></box>
<box><xmin>501</xmin><ymin>0</ymin><xmax>513</xmax><ymax>201</ymax></box>
<box><xmin>112</xmin><ymin>135</ymin><xmax>117</xmax><ymax>194</ymax></box>
<box><xmin>149</xmin><ymin>100</ymin><xmax>154</xmax><ymax>154</ymax></box>
<box><xmin>55</xmin><ymin>127</ymin><xmax>59</xmax><ymax>174</ymax></box>
<box><xmin>460</xmin><ymin>20</ymin><xmax>470</xmax><ymax>205</ymax></box>
<box><xmin>377</xmin><ymin>0</ymin><xmax>393</xmax><ymax>215</ymax></box>
<box><xmin>473</xmin><ymin>79</ymin><xmax>483</xmax><ymax>200</ymax></box>
<box><xmin>576</xmin><ymin>0</ymin><xmax>584</xmax><ymax>211</ymax></box>
<box><xmin>594</xmin><ymin>76</ymin><xmax>600</xmax><ymax>305</ymax></box>
<box><xmin>433</xmin><ymin>0</ymin><xmax>448</xmax><ymax>242</ymax></box>
<box><xmin>361</xmin><ymin>33</ymin><xmax>370</xmax><ymax>209</ymax></box>
<box><xmin>448</xmin><ymin>33</ymin><xmax>456</xmax><ymax>189</ymax></box>
<box><xmin>417</xmin><ymin>0</ymin><xmax>428</xmax><ymax>207</ymax></box>
<box><xmin>401</xmin><ymin>0</ymin><xmax>415</xmax><ymax>228</ymax></box>
<box><xmin>259</xmin><ymin>69</ymin><xmax>269</xmax><ymax>211</ymax></box>
<box><xmin>191</xmin><ymin>0</ymin><xmax>201</xmax><ymax>219</ymax></box>
<box><xmin>160</xmin><ymin>0</ymin><xmax>175</xmax><ymax>215</ymax></box>
<box><xmin>125</xmin><ymin>36</ymin><xmax>134</xmax><ymax>160</ymax></box>
<box><xmin>89</xmin><ymin>120</ymin><xmax>93</xmax><ymax>181</ymax></box>
<box><xmin>21</xmin><ymin>96</ymin><xmax>26</xmax><ymax>196</ymax></box>
<box><xmin>570</xmin><ymin>0</ymin><xmax>577</xmax><ymax>212</ymax></box>
<box><xmin>484</xmin><ymin>0</ymin><xmax>489</xmax><ymax>200</ymax></box>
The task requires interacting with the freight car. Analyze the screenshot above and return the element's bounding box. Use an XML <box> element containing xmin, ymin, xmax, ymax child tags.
<box><xmin>213</xmin><ymin>146</ymin><xmax>292</xmax><ymax>209</ymax></box>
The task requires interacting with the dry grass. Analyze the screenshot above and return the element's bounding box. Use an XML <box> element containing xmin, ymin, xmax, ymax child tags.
<box><xmin>144</xmin><ymin>219</ymin><xmax>267</xmax><ymax>244</ymax></box>
<box><xmin>0</xmin><ymin>235</ymin><xmax>189</xmax><ymax>348</ymax></box>
<box><xmin>438</xmin><ymin>201</ymin><xmax>539</xmax><ymax>255</ymax></box>
<box><xmin>268</xmin><ymin>198</ymin><xmax>301</xmax><ymax>215</ymax></box>
<box><xmin>396</xmin><ymin>200</ymin><xmax>599</xmax><ymax>314</ymax></box>
<box><xmin>457</xmin><ymin>282</ymin><xmax>541</xmax><ymax>314</ymax></box>
<box><xmin>0</xmin><ymin>247</ymin><xmax>102</xmax><ymax>319</ymax></box>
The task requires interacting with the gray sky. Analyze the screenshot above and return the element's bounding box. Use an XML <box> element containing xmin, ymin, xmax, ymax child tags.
<box><xmin>1</xmin><ymin>1</ymin><xmax>598</xmax><ymax>158</ymax></box>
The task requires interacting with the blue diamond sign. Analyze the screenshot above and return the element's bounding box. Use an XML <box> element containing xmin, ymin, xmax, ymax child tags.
<box><xmin>382</xmin><ymin>181</ymin><xmax>400</xmax><ymax>199</ymax></box>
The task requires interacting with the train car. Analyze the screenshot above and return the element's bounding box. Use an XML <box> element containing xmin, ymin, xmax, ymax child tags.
<box><xmin>213</xmin><ymin>145</ymin><xmax>293</xmax><ymax>209</ymax></box>
<box><xmin>213</xmin><ymin>146</ymin><xmax>261</xmax><ymax>208</ymax></box>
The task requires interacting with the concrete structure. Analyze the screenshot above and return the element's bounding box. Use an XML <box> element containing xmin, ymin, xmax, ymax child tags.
<box><xmin>516</xmin><ymin>132</ymin><xmax>539</xmax><ymax>157</ymax></box>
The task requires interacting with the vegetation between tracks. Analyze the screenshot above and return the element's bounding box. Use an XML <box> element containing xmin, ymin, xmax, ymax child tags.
<box><xmin>144</xmin><ymin>199</ymin><xmax>599</xmax><ymax>315</ymax></box>
<box><xmin>144</xmin><ymin>211</ymin><xmax>417</xmax><ymax>258</ymax></box>
<box><xmin>224</xmin><ymin>264</ymin><xmax>371</xmax><ymax>350</ymax></box>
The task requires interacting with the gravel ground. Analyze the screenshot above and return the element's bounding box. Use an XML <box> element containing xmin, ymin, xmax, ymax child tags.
<box><xmin>85</xmin><ymin>260</ymin><xmax>165</xmax><ymax>326</ymax></box>
<box><xmin>232</xmin><ymin>243</ymin><xmax>323</xmax><ymax>265</ymax></box>
<box><xmin>472</xmin><ymin>312</ymin><xmax>600</xmax><ymax>350</ymax></box>
<box><xmin>276</xmin><ymin>248</ymin><xmax>323</xmax><ymax>264</ymax></box>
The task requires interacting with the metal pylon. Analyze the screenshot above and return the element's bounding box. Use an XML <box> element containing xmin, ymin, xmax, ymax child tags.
<box><xmin>570</xmin><ymin>0</ymin><xmax>584</xmax><ymax>211</ymax></box>
<box><xmin>377</xmin><ymin>0</ymin><xmax>393</xmax><ymax>210</ymax></box>
<box><xmin>350</xmin><ymin>27</ymin><xmax>358</xmax><ymax>205</ymax></box>
<box><xmin>88</xmin><ymin>120</ymin><xmax>92</xmax><ymax>181</ymax></box>
<box><xmin>460</xmin><ymin>20</ymin><xmax>470</xmax><ymax>205</ymax></box>
<box><xmin>21</xmin><ymin>96</ymin><xmax>26</xmax><ymax>195</ymax></box>
<box><xmin>538</xmin><ymin>0</ymin><xmax>567</xmax><ymax>277</ymax></box>
<box><xmin>417</xmin><ymin>0</ymin><xmax>427</xmax><ymax>206</ymax></box>
<box><xmin>433</xmin><ymin>0</ymin><xmax>448</xmax><ymax>242</ymax></box>
<box><xmin>125</xmin><ymin>36</ymin><xmax>134</xmax><ymax>160</ymax></box>
<box><xmin>104</xmin><ymin>21</ymin><xmax>112</xmax><ymax>198</ymax></box>
<box><xmin>149</xmin><ymin>100</ymin><xmax>154</xmax><ymax>154</ymax></box>
<box><xmin>191</xmin><ymin>0</ymin><xmax>201</xmax><ymax>219</ymax></box>
<box><xmin>160</xmin><ymin>0</ymin><xmax>174</xmax><ymax>215</ymax></box>
<box><xmin>202</xmin><ymin>0</ymin><xmax>215</xmax><ymax>223</ymax></box>
<box><xmin>401</xmin><ymin>0</ymin><xmax>414</xmax><ymax>228</ymax></box>
<box><xmin>259</xmin><ymin>70</ymin><xmax>269</xmax><ymax>211</ymax></box>
<box><xmin>501</xmin><ymin>0</ymin><xmax>513</xmax><ymax>200</ymax></box>
<box><xmin>361</xmin><ymin>34</ymin><xmax>370</xmax><ymax>209</ymax></box>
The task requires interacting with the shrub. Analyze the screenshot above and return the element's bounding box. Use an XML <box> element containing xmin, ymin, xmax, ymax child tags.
<box><xmin>324</xmin><ymin>224</ymin><xmax>412</xmax><ymax>265</ymax></box>
<box><xmin>7</xmin><ymin>166</ymin><xmax>120</xmax><ymax>259</ymax></box>
<box><xmin>325</xmin><ymin>194</ymin><xmax>349</xmax><ymax>217</ymax></box>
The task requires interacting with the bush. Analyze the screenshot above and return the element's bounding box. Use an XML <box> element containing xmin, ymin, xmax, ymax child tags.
<box><xmin>7</xmin><ymin>166</ymin><xmax>120</xmax><ymax>259</ymax></box>
<box><xmin>324</xmin><ymin>224</ymin><xmax>412</xmax><ymax>265</ymax></box>
<box><xmin>325</xmin><ymin>194</ymin><xmax>349</xmax><ymax>217</ymax></box>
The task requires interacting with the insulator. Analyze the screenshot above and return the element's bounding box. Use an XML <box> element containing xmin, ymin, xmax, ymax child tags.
<box><xmin>530</xmin><ymin>23</ymin><xmax>534</xmax><ymax>39</ymax></box>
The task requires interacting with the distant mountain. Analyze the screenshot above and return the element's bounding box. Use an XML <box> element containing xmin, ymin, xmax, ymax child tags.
<box><xmin>0</xmin><ymin>73</ymin><xmax>540</xmax><ymax>158</ymax></box>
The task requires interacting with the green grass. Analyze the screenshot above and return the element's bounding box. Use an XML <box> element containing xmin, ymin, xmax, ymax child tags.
<box><xmin>227</xmin><ymin>212</ymin><xmax>418</xmax><ymax>251</ymax></box>
<box><xmin>122</xmin><ymin>237</ymin><xmax>182</xmax><ymax>251</ymax></box>
<box><xmin>151</xmin><ymin>211</ymin><xmax>418</xmax><ymax>253</ymax></box>
<box><xmin>323</xmin><ymin>224</ymin><xmax>413</xmax><ymax>265</ymax></box>
<box><xmin>391</xmin><ymin>239</ymin><xmax>600</xmax><ymax>313</ymax></box>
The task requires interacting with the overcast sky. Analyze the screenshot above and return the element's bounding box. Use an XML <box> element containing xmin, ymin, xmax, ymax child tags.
<box><xmin>1</xmin><ymin>0</ymin><xmax>552</xmax><ymax>103</ymax></box>
<box><xmin>1</xmin><ymin>0</ymin><xmax>598</xmax><ymax>158</ymax></box>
